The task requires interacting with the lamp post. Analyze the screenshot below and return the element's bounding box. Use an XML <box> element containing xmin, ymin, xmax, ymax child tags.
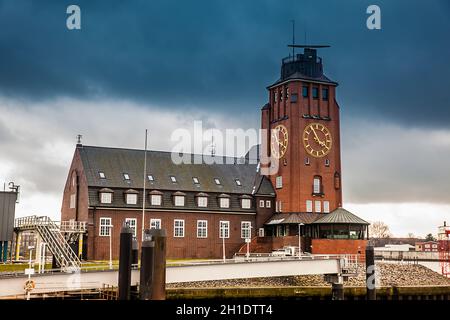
<box><xmin>108</xmin><ymin>225</ymin><xmax>114</xmax><ymax>270</ymax></box>
<box><xmin>245</xmin><ymin>225</ymin><xmax>254</xmax><ymax>260</ymax></box>
<box><xmin>298</xmin><ymin>223</ymin><xmax>304</xmax><ymax>259</ymax></box>
<box><xmin>26</xmin><ymin>245</ymin><xmax>34</xmax><ymax>301</ymax></box>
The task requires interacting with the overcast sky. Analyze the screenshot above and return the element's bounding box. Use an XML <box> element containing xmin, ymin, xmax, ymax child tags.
<box><xmin>0</xmin><ymin>0</ymin><xmax>449</xmax><ymax>237</ymax></box>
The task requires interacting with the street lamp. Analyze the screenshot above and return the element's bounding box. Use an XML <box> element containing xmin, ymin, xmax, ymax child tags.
<box><xmin>108</xmin><ymin>224</ymin><xmax>114</xmax><ymax>270</ymax></box>
<box><xmin>298</xmin><ymin>223</ymin><xmax>304</xmax><ymax>259</ymax></box>
<box><xmin>245</xmin><ymin>225</ymin><xmax>254</xmax><ymax>260</ymax></box>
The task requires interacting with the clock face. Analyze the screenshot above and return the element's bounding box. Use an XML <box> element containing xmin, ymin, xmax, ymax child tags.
<box><xmin>303</xmin><ymin>123</ymin><xmax>332</xmax><ymax>158</ymax></box>
<box><xmin>270</xmin><ymin>124</ymin><xmax>288</xmax><ymax>159</ymax></box>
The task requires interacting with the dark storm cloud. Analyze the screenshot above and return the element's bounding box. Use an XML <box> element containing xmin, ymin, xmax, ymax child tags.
<box><xmin>0</xmin><ymin>0</ymin><xmax>449</xmax><ymax>127</ymax></box>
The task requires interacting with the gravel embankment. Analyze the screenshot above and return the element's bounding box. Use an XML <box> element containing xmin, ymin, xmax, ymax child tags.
<box><xmin>167</xmin><ymin>263</ymin><xmax>450</xmax><ymax>288</ymax></box>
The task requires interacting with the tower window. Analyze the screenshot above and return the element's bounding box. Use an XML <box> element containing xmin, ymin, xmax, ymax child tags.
<box><xmin>290</xmin><ymin>93</ymin><xmax>298</xmax><ymax>103</ymax></box>
<box><xmin>325</xmin><ymin>159</ymin><xmax>330</xmax><ymax>167</ymax></box>
<box><xmin>274</xmin><ymin>91</ymin><xmax>278</xmax><ymax>102</ymax></box>
<box><xmin>276</xmin><ymin>176</ymin><xmax>283</xmax><ymax>189</ymax></box>
<box><xmin>312</xmin><ymin>87</ymin><xmax>319</xmax><ymax>99</ymax></box>
<box><xmin>322</xmin><ymin>88</ymin><xmax>329</xmax><ymax>101</ymax></box>
<box><xmin>334</xmin><ymin>172</ymin><xmax>341</xmax><ymax>190</ymax></box>
<box><xmin>313</xmin><ymin>176</ymin><xmax>322</xmax><ymax>195</ymax></box>
<box><xmin>306</xmin><ymin>200</ymin><xmax>313</xmax><ymax>212</ymax></box>
<box><xmin>305</xmin><ymin>157</ymin><xmax>310</xmax><ymax>165</ymax></box>
<box><xmin>302</xmin><ymin>86</ymin><xmax>308</xmax><ymax>98</ymax></box>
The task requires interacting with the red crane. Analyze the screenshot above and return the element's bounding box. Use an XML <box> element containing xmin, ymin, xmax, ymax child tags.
<box><xmin>438</xmin><ymin>222</ymin><xmax>450</xmax><ymax>277</ymax></box>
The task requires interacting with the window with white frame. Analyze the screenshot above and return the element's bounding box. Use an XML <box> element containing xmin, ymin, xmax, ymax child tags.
<box><xmin>241</xmin><ymin>221</ymin><xmax>252</xmax><ymax>239</ymax></box>
<box><xmin>276</xmin><ymin>176</ymin><xmax>283</xmax><ymax>189</ymax></box>
<box><xmin>125</xmin><ymin>218</ymin><xmax>137</xmax><ymax>237</ymax></box>
<box><xmin>174</xmin><ymin>195</ymin><xmax>185</xmax><ymax>206</ymax></box>
<box><xmin>100</xmin><ymin>192</ymin><xmax>112</xmax><ymax>204</ymax></box>
<box><xmin>99</xmin><ymin>217</ymin><xmax>112</xmax><ymax>236</ymax></box>
<box><xmin>323</xmin><ymin>201</ymin><xmax>330</xmax><ymax>213</ymax></box>
<box><xmin>315</xmin><ymin>200</ymin><xmax>322</xmax><ymax>213</ymax></box>
<box><xmin>241</xmin><ymin>198</ymin><xmax>251</xmax><ymax>209</ymax></box>
<box><xmin>197</xmin><ymin>220</ymin><xmax>207</xmax><ymax>238</ymax></box>
<box><xmin>219</xmin><ymin>197</ymin><xmax>230</xmax><ymax>208</ymax></box>
<box><xmin>219</xmin><ymin>221</ymin><xmax>230</xmax><ymax>239</ymax></box>
<box><xmin>150</xmin><ymin>218</ymin><xmax>161</xmax><ymax>229</ymax></box>
<box><xmin>313</xmin><ymin>176</ymin><xmax>322</xmax><ymax>194</ymax></box>
<box><xmin>266</xmin><ymin>200</ymin><xmax>271</xmax><ymax>208</ymax></box>
<box><xmin>306</xmin><ymin>200</ymin><xmax>313</xmax><ymax>213</ymax></box>
<box><xmin>197</xmin><ymin>196</ymin><xmax>208</xmax><ymax>207</ymax></box>
<box><xmin>151</xmin><ymin>194</ymin><xmax>162</xmax><ymax>206</ymax></box>
<box><xmin>126</xmin><ymin>193</ymin><xmax>137</xmax><ymax>205</ymax></box>
<box><xmin>70</xmin><ymin>194</ymin><xmax>76</xmax><ymax>209</ymax></box>
<box><xmin>174</xmin><ymin>219</ymin><xmax>184</xmax><ymax>237</ymax></box>
<box><xmin>259</xmin><ymin>200</ymin><xmax>265</xmax><ymax>208</ymax></box>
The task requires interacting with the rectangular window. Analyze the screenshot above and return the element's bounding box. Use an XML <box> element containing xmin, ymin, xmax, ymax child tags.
<box><xmin>325</xmin><ymin>159</ymin><xmax>330</xmax><ymax>167</ymax></box>
<box><xmin>174</xmin><ymin>195</ymin><xmax>185</xmax><ymax>206</ymax></box>
<box><xmin>99</xmin><ymin>217</ymin><xmax>112</xmax><ymax>236</ymax></box>
<box><xmin>235</xmin><ymin>179</ymin><xmax>242</xmax><ymax>186</ymax></box>
<box><xmin>322</xmin><ymin>88</ymin><xmax>329</xmax><ymax>101</ymax></box>
<box><xmin>197</xmin><ymin>220</ymin><xmax>208</xmax><ymax>238</ymax></box>
<box><xmin>125</xmin><ymin>218</ymin><xmax>137</xmax><ymax>237</ymax></box>
<box><xmin>219</xmin><ymin>221</ymin><xmax>230</xmax><ymax>239</ymax></box>
<box><xmin>323</xmin><ymin>201</ymin><xmax>330</xmax><ymax>213</ymax></box>
<box><xmin>70</xmin><ymin>194</ymin><xmax>76</xmax><ymax>209</ymax></box>
<box><xmin>312</xmin><ymin>87</ymin><xmax>319</xmax><ymax>99</ymax></box>
<box><xmin>100</xmin><ymin>192</ymin><xmax>112</xmax><ymax>204</ymax></box>
<box><xmin>306</xmin><ymin>200</ymin><xmax>313</xmax><ymax>213</ymax></box>
<box><xmin>302</xmin><ymin>86</ymin><xmax>308</xmax><ymax>98</ymax></box>
<box><xmin>242</xmin><ymin>198</ymin><xmax>251</xmax><ymax>209</ymax></box>
<box><xmin>258</xmin><ymin>228</ymin><xmax>265</xmax><ymax>237</ymax></box>
<box><xmin>219</xmin><ymin>197</ymin><xmax>230</xmax><ymax>208</ymax></box>
<box><xmin>315</xmin><ymin>200</ymin><xmax>322</xmax><ymax>213</ymax></box>
<box><xmin>276</xmin><ymin>176</ymin><xmax>283</xmax><ymax>189</ymax></box>
<box><xmin>241</xmin><ymin>221</ymin><xmax>252</xmax><ymax>239</ymax></box>
<box><xmin>214</xmin><ymin>178</ymin><xmax>221</xmax><ymax>185</ymax></box>
<box><xmin>123</xmin><ymin>173</ymin><xmax>130</xmax><ymax>180</ymax></box>
<box><xmin>174</xmin><ymin>219</ymin><xmax>185</xmax><ymax>237</ymax></box>
<box><xmin>126</xmin><ymin>193</ymin><xmax>137</xmax><ymax>205</ymax></box>
<box><xmin>259</xmin><ymin>200</ymin><xmax>265</xmax><ymax>208</ymax></box>
<box><xmin>290</xmin><ymin>93</ymin><xmax>298</xmax><ymax>103</ymax></box>
<box><xmin>99</xmin><ymin>172</ymin><xmax>106</xmax><ymax>179</ymax></box>
<box><xmin>151</xmin><ymin>194</ymin><xmax>162</xmax><ymax>206</ymax></box>
<box><xmin>192</xmin><ymin>177</ymin><xmax>199</xmax><ymax>184</ymax></box>
<box><xmin>305</xmin><ymin>157</ymin><xmax>310</xmax><ymax>165</ymax></box>
<box><xmin>170</xmin><ymin>176</ymin><xmax>177</xmax><ymax>183</ymax></box>
<box><xmin>266</xmin><ymin>200</ymin><xmax>271</xmax><ymax>208</ymax></box>
<box><xmin>148</xmin><ymin>175</ymin><xmax>154</xmax><ymax>181</ymax></box>
<box><xmin>313</xmin><ymin>178</ymin><xmax>321</xmax><ymax>194</ymax></box>
<box><xmin>197</xmin><ymin>196</ymin><xmax>208</xmax><ymax>207</ymax></box>
<box><xmin>150</xmin><ymin>218</ymin><xmax>161</xmax><ymax>229</ymax></box>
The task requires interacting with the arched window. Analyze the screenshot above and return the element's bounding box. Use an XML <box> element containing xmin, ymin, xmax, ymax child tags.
<box><xmin>313</xmin><ymin>176</ymin><xmax>322</xmax><ymax>194</ymax></box>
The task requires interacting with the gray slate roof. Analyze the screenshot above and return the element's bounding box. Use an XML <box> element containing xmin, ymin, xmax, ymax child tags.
<box><xmin>313</xmin><ymin>208</ymin><xmax>370</xmax><ymax>225</ymax></box>
<box><xmin>78</xmin><ymin>145</ymin><xmax>274</xmax><ymax>195</ymax></box>
<box><xmin>265</xmin><ymin>212</ymin><xmax>326</xmax><ymax>225</ymax></box>
<box><xmin>268</xmin><ymin>72</ymin><xmax>338</xmax><ymax>88</ymax></box>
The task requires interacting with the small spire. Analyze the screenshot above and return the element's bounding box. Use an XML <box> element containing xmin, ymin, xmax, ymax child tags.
<box><xmin>76</xmin><ymin>134</ymin><xmax>83</xmax><ymax>146</ymax></box>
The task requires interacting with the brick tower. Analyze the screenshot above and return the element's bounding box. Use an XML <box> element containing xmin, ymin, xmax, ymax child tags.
<box><xmin>261</xmin><ymin>46</ymin><xmax>343</xmax><ymax>214</ymax></box>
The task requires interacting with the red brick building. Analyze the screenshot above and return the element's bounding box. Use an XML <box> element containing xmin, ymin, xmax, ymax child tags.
<box><xmin>61</xmin><ymin>47</ymin><xmax>369</xmax><ymax>260</ymax></box>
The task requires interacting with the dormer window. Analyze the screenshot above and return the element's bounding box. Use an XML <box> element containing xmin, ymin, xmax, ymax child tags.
<box><xmin>218</xmin><ymin>194</ymin><xmax>230</xmax><ymax>208</ymax></box>
<box><xmin>148</xmin><ymin>175</ymin><xmax>154</xmax><ymax>181</ymax></box>
<box><xmin>197</xmin><ymin>197</ymin><xmax>208</xmax><ymax>207</ymax></box>
<box><xmin>149</xmin><ymin>190</ymin><xmax>163</xmax><ymax>206</ymax></box>
<box><xmin>173</xmin><ymin>192</ymin><xmax>186</xmax><ymax>206</ymax></box>
<box><xmin>123</xmin><ymin>173</ymin><xmax>130</xmax><ymax>180</ymax></box>
<box><xmin>99</xmin><ymin>188</ymin><xmax>113</xmax><ymax>204</ymax></box>
<box><xmin>99</xmin><ymin>172</ymin><xmax>106</xmax><ymax>179</ymax></box>
<box><xmin>170</xmin><ymin>176</ymin><xmax>177</xmax><ymax>183</ymax></box>
<box><xmin>193</xmin><ymin>177</ymin><xmax>199</xmax><ymax>184</ymax></box>
<box><xmin>235</xmin><ymin>179</ymin><xmax>241</xmax><ymax>186</ymax></box>
<box><xmin>241</xmin><ymin>198</ymin><xmax>251</xmax><ymax>209</ymax></box>
<box><xmin>214</xmin><ymin>178</ymin><xmax>221</xmax><ymax>185</ymax></box>
<box><xmin>125</xmin><ymin>189</ymin><xmax>138</xmax><ymax>205</ymax></box>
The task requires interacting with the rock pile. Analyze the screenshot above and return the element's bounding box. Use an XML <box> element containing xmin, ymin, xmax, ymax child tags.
<box><xmin>167</xmin><ymin>262</ymin><xmax>450</xmax><ymax>288</ymax></box>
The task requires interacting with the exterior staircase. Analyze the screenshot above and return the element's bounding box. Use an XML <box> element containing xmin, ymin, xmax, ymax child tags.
<box><xmin>14</xmin><ymin>216</ymin><xmax>81</xmax><ymax>272</ymax></box>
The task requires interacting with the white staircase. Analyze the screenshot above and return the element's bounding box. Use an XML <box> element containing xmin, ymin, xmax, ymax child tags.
<box><xmin>15</xmin><ymin>216</ymin><xmax>81</xmax><ymax>273</ymax></box>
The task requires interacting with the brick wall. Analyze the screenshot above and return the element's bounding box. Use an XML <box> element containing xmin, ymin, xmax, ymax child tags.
<box><xmin>311</xmin><ymin>239</ymin><xmax>367</xmax><ymax>259</ymax></box>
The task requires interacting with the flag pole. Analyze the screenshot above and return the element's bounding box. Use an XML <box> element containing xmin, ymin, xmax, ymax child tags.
<box><xmin>142</xmin><ymin>129</ymin><xmax>148</xmax><ymax>241</ymax></box>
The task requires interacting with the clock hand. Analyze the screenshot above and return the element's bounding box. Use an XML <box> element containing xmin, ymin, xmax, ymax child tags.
<box><xmin>311</xmin><ymin>127</ymin><xmax>325</xmax><ymax>146</ymax></box>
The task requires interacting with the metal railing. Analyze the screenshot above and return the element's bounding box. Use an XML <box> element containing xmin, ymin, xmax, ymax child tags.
<box><xmin>59</xmin><ymin>220</ymin><xmax>87</xmax><ymax>233</ymax></box>
<box><xmin>14</xmin><ymin>216</ymin><xmax>81</xmax><ymax>273</ymax></box>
